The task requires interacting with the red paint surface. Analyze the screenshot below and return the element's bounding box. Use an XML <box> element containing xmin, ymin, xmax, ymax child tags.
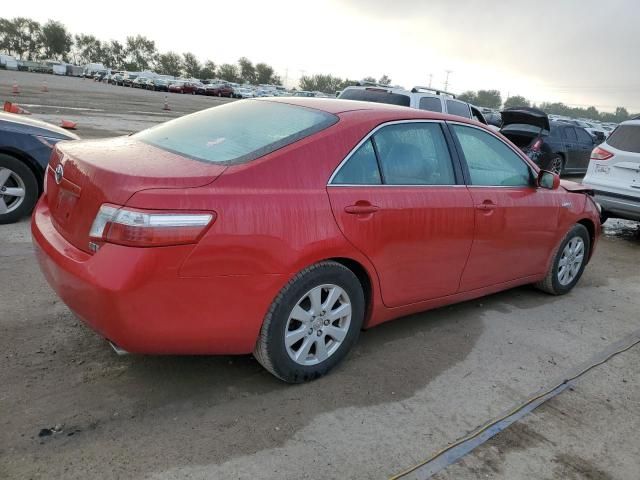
<box><xmin>32</xmin><ymin>98</ymin><xmax>601</xmax><ymax>354</ymax></box>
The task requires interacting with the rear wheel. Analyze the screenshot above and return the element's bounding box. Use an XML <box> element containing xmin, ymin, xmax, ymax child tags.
<box><xmin>535</xmin><ymin>224</ymin><xmax>590</xmax><ymax>295</ymax></box>
<box><xmin>254</xmin><ymin>261</ymin><xmax>365</xmax><ymax>383</ymax></box>
<box><xmin>0</xmin><ymin>154</ymin><xmax>39</xmax><ymax>225</ymax></box>
<box><xmin>548</xmin><ymin>155</ymin><xmax>564</xmax><ymax>175</ymax></box>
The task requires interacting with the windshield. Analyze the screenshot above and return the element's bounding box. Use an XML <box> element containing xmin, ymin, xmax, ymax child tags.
<box><xmin>134</xmin><ymin>100</ymin><xmax>338</xmax><ymax>164</ymax></box>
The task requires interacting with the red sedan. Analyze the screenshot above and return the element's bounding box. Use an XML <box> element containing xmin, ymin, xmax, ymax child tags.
<box><xmin>32</xmin><ymin>98</ymin><xmax>601</xmax><ymax>382</ymax></box>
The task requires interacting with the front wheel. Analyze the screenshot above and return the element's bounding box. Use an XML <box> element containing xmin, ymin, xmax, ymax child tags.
<box><xmin>547</xmin><ymin>155</ymin><xmax>564</xmax><ymax>175</ymax></box>
<box><xmin>254</xmin><ymin>261</ymin><xmax>365</xmax><ymax>383</ymax></box>
<box><xmin>535</xmin><ymin>224</ymin><xmax>590</xmax><ymax>295</ymax></box>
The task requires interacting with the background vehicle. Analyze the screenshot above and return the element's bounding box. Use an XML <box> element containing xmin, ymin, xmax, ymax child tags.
<box><xmin>500</xmin><ymin>107</ymin><xmax>596</xmax><ymax>174</ymax></box>
<box><xmin>169</xmin><ymin>81</ymin><xmax>201</xmax><ymax>94</ymax></box>
<box><xmin>338</xmin><ymin>85</ymin><xmax>488</xmax><ymax>124</ymax></box>
<box><xmin>132</xmin><ymin>77</ymin><xmax>149</xmax><ymax>88</ymax></box>
<box><xmin>234</xmin><ymin>87</ymin><xmax>256</xmax><ymax>98</ymax></box>
<box><xmin>0</xmin><ymin>112</ymin><xmax>79</xmax><ymax>224</ymax></box>
<box><xmin>583</xmin><ymin>119</ymin><xmax>640</xmax><ymax>222</ymax></box>
<box><xmin>32</xmin><ymin>98</ymin><xmax>599</xmax><ymax>382</ymax></box>
<box><xmin>148</xmin><ymin>78</ymin><xmax>170</xmax><ymax>91</ymax></box>
<box><xmin>122</xmin><ymin>73</ymin><xmax>138</xmax><ymax>87</ymax></box>
<box><xmin>204</xmin><ymin>83</ymin><xmax>234</xmax><ymax>97</ymax></box>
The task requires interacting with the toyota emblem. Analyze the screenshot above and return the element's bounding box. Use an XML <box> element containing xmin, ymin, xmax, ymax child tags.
<box><xmin>54</xmin><ymin>164</ymin><xmax>64</xmax><ymax>185</ymax></box>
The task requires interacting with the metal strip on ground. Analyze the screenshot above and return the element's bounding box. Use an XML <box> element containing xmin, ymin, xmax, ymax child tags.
<box><xmin>391</xmin><ymin>329</ymin><xmax>640</xmax><ymax>480</ymax></box>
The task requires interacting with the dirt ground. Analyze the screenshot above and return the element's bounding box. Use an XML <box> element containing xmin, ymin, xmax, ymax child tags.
<box><xmin>1</xmin><ymin>71</ymin><xmax>640</xmax><ymax>479</ymax></box>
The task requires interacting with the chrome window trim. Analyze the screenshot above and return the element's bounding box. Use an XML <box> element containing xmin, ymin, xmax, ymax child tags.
<box><xmin>446</xmin><ymin>120</ymin><xmax>538</xmax><ymax>184</ymax></box>
<box><xmin>327</xmin><ymin>119</ymin><xmax>457</xmax><ymax>187</ymax></box>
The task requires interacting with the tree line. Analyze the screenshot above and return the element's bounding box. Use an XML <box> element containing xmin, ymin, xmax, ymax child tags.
<box><xmin>0</xmin><ymin>17</ymin><xmax>281</xmax><ymax>84</ymax></box>
<box><xmin>299</xmin><ymin>74</ymin><xmax>392</xmax><ymax>94</ymax></box>
<box><xmin>457</xmin><ymin>89</ymin><xmax>634</xmax><ymax>123</ymax></box>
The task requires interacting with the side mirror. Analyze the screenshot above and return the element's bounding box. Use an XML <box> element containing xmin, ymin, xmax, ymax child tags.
<box><xmin>538</xmin><ymin>170</ymin><xmax>560</xmax><ymax>190</ymax></box>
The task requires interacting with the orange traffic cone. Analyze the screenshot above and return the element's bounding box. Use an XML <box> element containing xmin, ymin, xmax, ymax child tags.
<box><xmin>12</xmin><ymin>80</ymin><xmax>20</xmax><ymax>94</ymax></box>
<box><xmin>3</xmin><ymin>101</ymin><xmax>31</xmax><ymax>115</ymax></box>
<box><xmin>163</xmin><ymin>95</ymin><xmax>171</xmax><ymax>111</ymax></box>
<box><xmin>42</xmin><ymin>81</ymin><xmax>49</xmax><ymax>93</ymax></box>
<box><xmin>60</xmin><ymin>119</ymin><xmax>77</xmax><ymax>130</ymax></box>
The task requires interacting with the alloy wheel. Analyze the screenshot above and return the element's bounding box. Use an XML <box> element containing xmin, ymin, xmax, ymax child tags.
<box><xmin>557</xmin><ymin>237</ymin><xmax>585</xmax><ymax>286</ymax></box>
<box><xmin>284</xmin><ymin>284</ymin><xmax>352</xmax><ymax>366</ymax></box>
<box><xmin>550</xmin><ymin>157</ymin><xmax>563</xmax><ymax>175</ymax></box>
<box><xmin>0</xmin><ymin>167</ymin><xmax>26</xmax><ymax>215</ymax></box>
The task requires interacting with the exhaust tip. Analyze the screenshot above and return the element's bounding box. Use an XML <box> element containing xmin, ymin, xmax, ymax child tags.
<box><xmin>108</xmin><ymin>340</ymin><xmax>129</xmax><ymax>356</ymax></box>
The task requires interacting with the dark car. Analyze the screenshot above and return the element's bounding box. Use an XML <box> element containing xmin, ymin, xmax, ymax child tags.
<box><xmin>0</xmin><ymin>112</ymin><xmax>79</xmax><ymax>224</ymax></box>
<box><xmin>122</xmin><ymin>73</ymin><xmax>138</xmax><ymax>87</ymax></box>
<box><xmin>500</xmin><ymin>107</ymin><xmax>596</xmax><ymax>175</ymax></box>
<box><xmin>204</xmin><ymin>83</ymin><xmax>234</xmax><ymax>97</ymax></box>
<box><xmin>149</xmin><ymin>78</ymin><xmax>170</xmax><ymax>91</ymax></box>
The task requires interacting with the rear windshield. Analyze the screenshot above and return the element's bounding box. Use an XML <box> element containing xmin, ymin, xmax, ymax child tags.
<box><xmin>606</xmin><ymin>125</ymin><xmax>640</xmax><ymax>153</ymax></box>
<box><xmin>339</xmin><ymin>88</ymin><xmax>410</xmax><ymax>107</ymax></box>
<box><xmin>134</xmin><ymin>100</ymin><xmax>338</xmax><ymax>164</ymax></box>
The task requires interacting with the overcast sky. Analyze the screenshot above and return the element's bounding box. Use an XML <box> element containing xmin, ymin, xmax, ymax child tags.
<box><xmin>4</xmin><ymin>0</ymin><xmax>639</xmax><ymax>111</ymax></box>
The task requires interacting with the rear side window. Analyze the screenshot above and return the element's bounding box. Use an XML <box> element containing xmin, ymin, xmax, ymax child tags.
<box><xmin>373</xmin><ymin>123</ymin><xmax>456</xmax><ymax>185</ymax></box>
<box><xmin>134</xmin><ymin>101</ymin><xmax>337</xmax><ymax>164</ymax></box>
<box><xmin>332</xmin><ymin>139</ymin><xmax>381</xmax><ymax>185</ymax></box>
<box><xmin>562</xmin><ymin>127</ymin><xmax>578</xmax><ymax>142</ymax></box>
<box><xmin>452</xmin><ymin>125</ymin><xmax>532</xmax><ymax>187</ymax></box>
<box><xmin>419</xmin><ymin>96</ymin><xmax>443</xmax><ymax>112</ymax></box>
<box><xmin>576</xmin><ymin>128</ymin><xmax>593</xmax><ymax>144</ymax></box>
<box><xmin>606</xmin><ymin>125</ymin><xmax>640</xmax><ymax>153</ymax></box>
<box><xmin>339</xmin><ymin>88</ymin><xmax>410</xmax><ymax>107</ymax></box>
<box><xmin>446</xmin><ymin>100</ymin><xmax>471</xmax><ymax>119</ymax></box>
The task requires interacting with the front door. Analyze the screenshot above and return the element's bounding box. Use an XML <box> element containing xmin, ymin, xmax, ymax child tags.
<box><xmin>327</xmin><ymin>121</ymin><xmax>474</xmax><ymax>308</ymax></box>
<box><xmin>448</xmin><ymin>123</ymin><xmax>562</xmax><ymax>291</ymax></box>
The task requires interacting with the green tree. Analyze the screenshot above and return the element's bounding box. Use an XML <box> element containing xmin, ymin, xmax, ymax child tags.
<box><xmin>299</xmin><ymin>74</ymin><xmax>345</xmax><ymax>94</ymax></box>
<box><xmin>457</xmin><ymin>91</ymin><xmax>477</xmax><ymax>104</ymax></box>
<box><xmin>40</xmin><ymin>20</ymin><xmax>72</xmax><ymax>61</ymax></box>
<box><xmin>474</xmin><ymin>90</ymin><xmax>502</xmax><ymax>109</ymax></box>
<box><xmin>73</xmin><ymin>34</ymin><xmax>103</xmax><ymax>64</ymax></box>
<box><xmin>255</xmin><ymin>62</ymin><xmax>276</xmax><ymax>84</ymax></box>
<box><xmin>199</xmin><ymin>60</ymin><xmax>216</xmax><ymax>79</ymax></box>
<box><xmin>503</xmin><ymin>95</ymin><xmax>530</xmax><ymax>109</ymax></box>
<box><xmin>218</xmin><ymin>63</ymin><xmax>240</xmax><ymax>83</ymax></box>
<box><xmin>361</xmin><ymin>76</ymin><xmax>376</xmax><ymax>83</ymax></box>
<box><xmin>238</xmin><ymin>56</ymin><xmax>256</xmax><ymax>83</ymax></box>
<box><xmin>378</xmin><ymin>74</ymin><xmax>392</xmax><ymax>85</ymax></box>
<box><xmin>124</xmin><ymin>35</ymin><xmax>156</xmax><ymax>71</ymax></box>
<box><xmin>104</xmin><ymin>40</ymin><xmax>126</xmax><ymax>69</ymax></box>
<box><xmin>1</xmin><ymin>17</ymin><xmax>42</xmax><ymax>60</ymax></box>
<box><xmin>182</xmin><ymin>52</ymin><xmax>201</xmax><ymax>78</ymax></box>
<box><xmin>156</xmin><ymin>52</ymin><xmax>182</xmax><ymax>77</ymax></box>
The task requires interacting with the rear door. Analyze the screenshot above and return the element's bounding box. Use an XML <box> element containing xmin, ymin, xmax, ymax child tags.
<box><xmin>327</xmin><ymin>121</ymin><xmax>474</xmax><ymax>307</ymax></box>
<box><xmin>575</xmin><ymin>127</ymin><xmax>595</xmax><ymax>171</ymax></box>
<box><xmin>449</xmin><ymin>123</ymin><xmax>562</xmax><ymax>291</ymax></box>
<box><xmin>561</xmin><ymin>126</ymin><xmax>581</xmax><ymax>169</ymax></box>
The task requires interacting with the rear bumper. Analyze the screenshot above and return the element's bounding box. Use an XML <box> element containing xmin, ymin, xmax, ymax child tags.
<box><xmin>31</xmin><ymin>197</ymin><xmax>285</xmax><ymax>354</ymax></box>
<box><xmin>592</xmin><ymin>189</ymin><xmax>640</xmax><ymax>221</ymax></box>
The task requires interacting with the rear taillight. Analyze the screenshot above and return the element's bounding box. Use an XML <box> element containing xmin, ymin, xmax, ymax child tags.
<box><xmin>530</xmin><ymin>138</ymin><xmax>543</xmax><ymax>151</ymax></box>
<box><xmin>590</xmin><ymin>146</ymin><xmax>613</xmax><ymax>160</ymax></box>
<box><xmin>89</xmin><ymin>203</ymin><xmax>214</xmax><ymax>248</ymax></box>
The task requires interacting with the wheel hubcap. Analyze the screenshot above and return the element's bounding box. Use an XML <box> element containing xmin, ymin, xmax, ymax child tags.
<box><xmin>557</xmin><ymin>237</ymin><xmax>585</xmax><ymax>286</ymax></box>
<box><xmin>551</xmin><ymin>158</ymin><xmax>562</xmax><ymax>174</ymax></box>
<box><xmin>284</xmin><ymin>284</ymin><xmax>352</xmax><ymax>366</ymax></box>
<box><xmin>0</xmin><ymin>167</ymin><xmax>26</xmax><ymax>215</ymax></box>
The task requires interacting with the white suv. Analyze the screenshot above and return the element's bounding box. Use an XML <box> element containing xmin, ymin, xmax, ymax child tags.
<box><xmin>338</xmin><ymin>85</ymin><xmax>488</xmax><ymax>125</ymax></box>
<box><xmin>583</xmin><ymin>119</ymin><xmax>640</xmax><ymax>222</ymax></box>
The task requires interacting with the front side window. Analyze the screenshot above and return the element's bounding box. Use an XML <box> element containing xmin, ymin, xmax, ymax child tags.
<box><xmin>446</xmin><ymin>100</ymin><xmax>471</xmax><ymax>119</ymax></box>
<box><xmin>373</xmin><ymin>123</ymin><xmax>456</xmax><ymax>185</ymax></box>
<box><xmin>576</xmin><ymin>128</ymin><xmax>593</xmax><ymax>144</ymax></box>
<box><xmin>562</xmin><ymin>127</ymin><xmax>578</xmax><ymax>142</ymax></box>
<box><xmin>419</xmin><ymin>96</ymin><xmax>443</xmax><ymax>112</ymax></box>
<box><xmin>451</xmin><ymin>124</ymin><xmax>532</xmax><ymax>187</ymax></box>
<box><xmin>134</xmin><ymin>100</ymin><xmax>337</xmax><ymax>164</ymax></box>
<box><xmin>332</xmin><ymin>139</ymin><xmax>381</xmax><ymax>185</ymax></box>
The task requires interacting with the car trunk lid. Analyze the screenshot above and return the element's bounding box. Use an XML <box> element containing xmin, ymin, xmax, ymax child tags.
<box><xmin>501</xmin><ymin>107</ymin><xmax>550</xmax><ymax>131</ymax></box>
<box><xmin>46</xmin><ymin>136</ymin><xmax>226</xmax><ymax>253</ymax></box>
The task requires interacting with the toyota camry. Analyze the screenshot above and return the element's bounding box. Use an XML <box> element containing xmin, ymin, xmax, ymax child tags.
<box><xmin>32</xmin><ymin>98</ymin><xmax>601</xmax><ymax>382</ymax></box>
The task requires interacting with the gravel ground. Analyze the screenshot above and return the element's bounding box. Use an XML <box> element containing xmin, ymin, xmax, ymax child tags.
<box><xmin>1</xmin><ymin>71</ymin><xmax>639</xmax><ymax>479</ymax></box>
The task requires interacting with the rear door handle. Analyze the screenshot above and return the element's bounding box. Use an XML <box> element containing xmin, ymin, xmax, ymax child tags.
<box><xmin>345</xmin><ymin>204</ymin><xmax>380</xmax><ymax>215</ymax></box>
<box><xmin>475</xmin><ymin>201</ymin><xmax>497</xmax><ymax>211</ymax></box>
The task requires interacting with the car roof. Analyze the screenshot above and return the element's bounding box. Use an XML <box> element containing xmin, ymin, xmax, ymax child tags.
<box><xmin>257</xmin><ymin>97</ymin><xmax>482</xmax><ymax>125</ymax></box>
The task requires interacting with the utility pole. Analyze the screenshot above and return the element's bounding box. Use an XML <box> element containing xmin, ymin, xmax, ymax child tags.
<box><xmin>444</xmin><ymin>70</ymin><xmax>452</xmax><ymax>91</ymax></box>
<box><xmin>428</xmin><ymin>73</ymin><xmax>433</xmax><ymax>88</ymax></box>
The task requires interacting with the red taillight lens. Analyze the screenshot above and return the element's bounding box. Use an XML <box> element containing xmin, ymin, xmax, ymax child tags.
<box><xmin>530</xmin><ymin>138</ymin><xmax>543</xmax><ymax>151</ymax></box>
<box><xmin>591</xmin><ymin>146</ymin><xmax>613</xmax><ymax>160</ymax></box>
<box><xmin>89</xmin><ymin>204</ymin><xmax>215</xmax><ymax>248</ymax></box>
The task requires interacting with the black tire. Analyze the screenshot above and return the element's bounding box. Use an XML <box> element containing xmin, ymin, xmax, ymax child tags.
<box><xmin>254</xmin><ymin>261</ymin><xmax>365</xmax><ymax>383</ymax></box>
<box><xmin>535</xmin><ymin>224</ymin><xmax>590</xmax><ymax>295</ymax></box>
<box><xmin>0</xmin><ymin>154</ymin><xmax>39</xmax><ymax>225</ymax></box>
<box><xmin>547</xmin><ymin>155</ymin><xmax>564</xmax><ymax>175</ymax></box>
